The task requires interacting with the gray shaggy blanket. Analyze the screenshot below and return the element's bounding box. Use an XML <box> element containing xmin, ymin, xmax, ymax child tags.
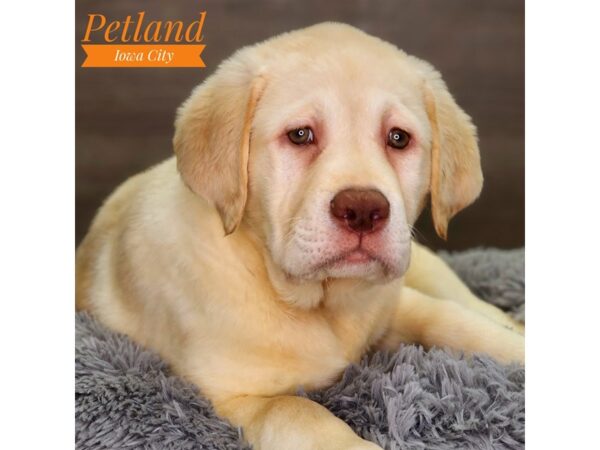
<box><xmin>76</xmin><ymin>248</ymin><xmax>525</xmax><ymax>450</ymax></box>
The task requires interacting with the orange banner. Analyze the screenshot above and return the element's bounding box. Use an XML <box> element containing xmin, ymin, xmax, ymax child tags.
<box><xmin>81</xmin><ymin>44</ymin><xmax>205</xmax><ymax>68</ymax></box>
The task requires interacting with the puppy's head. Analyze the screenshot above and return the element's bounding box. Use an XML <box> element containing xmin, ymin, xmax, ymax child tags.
<box><xmin>174</xmin><ymin>23</ymin><xmax>482</xmax><ymax>295</ymax></box>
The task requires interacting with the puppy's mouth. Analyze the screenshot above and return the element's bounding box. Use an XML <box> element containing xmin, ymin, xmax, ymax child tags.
<box><xmin>332</xmin><ymin>248</ymin><xmax>375</xmax><ymax>265</ymax></box>
<box><xmin>281</xmin><ymin>228</ymin><xmax>411</xmax><ymax>282</ymax></box>
<box><xmin>313</xmin><ymin>245</ymin><xmax>390</xmax><ymax>273</ymax></box>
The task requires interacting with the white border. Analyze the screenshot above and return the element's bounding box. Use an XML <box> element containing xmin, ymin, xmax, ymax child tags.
<box><xmin>527</xmin><ymin>0</ymin><xmax>600</xmax><ymax>448</ymax></box>
<box><xmin>0</xmin><ymin>1</ymin><xmax>74</xmax><ymax>448</ymax></box>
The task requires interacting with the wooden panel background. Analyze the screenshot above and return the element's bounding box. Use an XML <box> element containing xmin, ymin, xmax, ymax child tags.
<box><xmin>76</xmin><ymin>0</ymin><xmax>524</xmax><ymax>250</ymax></box>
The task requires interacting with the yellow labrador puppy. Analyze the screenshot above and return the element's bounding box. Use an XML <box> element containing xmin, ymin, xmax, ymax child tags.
<box><xmin>76</xmin><ymin>23</ymin><xmax>524</xmax><ymax>450</ymax></box>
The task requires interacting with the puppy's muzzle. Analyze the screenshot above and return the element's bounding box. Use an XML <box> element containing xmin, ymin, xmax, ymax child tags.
<box><xmin>330</xmin><ymin>188</ymin><xmax>390</xmax><ymax>234</ymax></box>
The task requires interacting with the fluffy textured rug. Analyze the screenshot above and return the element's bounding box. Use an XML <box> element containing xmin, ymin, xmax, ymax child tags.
<box><xmin>75</xmin><ymin>248</ymin><xmax>525</xmax><ymax>450</ymax></box>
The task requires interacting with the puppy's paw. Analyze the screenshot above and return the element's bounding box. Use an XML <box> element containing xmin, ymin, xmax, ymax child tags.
<box><xmin>506</xmin><ymin>318</ymin><xmax>525</xmax><ymax>335</ymax></box>
<box><xmin>502</xmin><ymin>332</ymin><xmax>525</xmax><ymax>365</ymax></box>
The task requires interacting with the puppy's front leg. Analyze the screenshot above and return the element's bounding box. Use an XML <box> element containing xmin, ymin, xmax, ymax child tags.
<box><xmin>378</xmin><ymin>287</ymin><xmax>524</xmax><ymax>364</ymax></box>
<box><xmin>214</xmin><ymin>394</ymin><xmax>382</xmax><ymax>450</ymax></box>
<box><xmin>405</xmin><ymin>242</ymin><xmax>524</xmax><ymax>334</ymax></box>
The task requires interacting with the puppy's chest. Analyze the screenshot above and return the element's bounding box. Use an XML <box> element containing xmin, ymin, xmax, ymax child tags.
<box><xmin>205</xmin><ymin>296</ymin><xmax>393</xmax><ymax>398</ymax></box>
<box><xmin>240</xmin><ymin>318</ymin><xmax>372</xmax><ymax>395</ymax></box>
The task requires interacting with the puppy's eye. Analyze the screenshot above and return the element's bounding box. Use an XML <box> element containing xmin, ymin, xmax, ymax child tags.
<box><xmin>387</xmin><ymin>128</ymin><xmax>411</xmax><ymax>149</ymax></box>
<box><xmin>287</xmin><ymin>127</ymin><xmax>314</xmax><ymax>146</ymax></box>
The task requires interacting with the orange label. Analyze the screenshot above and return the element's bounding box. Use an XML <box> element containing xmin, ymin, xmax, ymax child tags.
<box><xmin>81</xmin><ymin>44</ymin><xmax>206</xmax><ymax>68</ymax></box>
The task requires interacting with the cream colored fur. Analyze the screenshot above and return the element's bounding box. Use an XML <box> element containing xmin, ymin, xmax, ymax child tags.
<box><xmin>76</xmin><ymin>23</ymin><xmax>524</xmax><ymax>450</ymax></box>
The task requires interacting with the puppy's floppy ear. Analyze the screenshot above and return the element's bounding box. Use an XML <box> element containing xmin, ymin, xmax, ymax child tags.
<box><xmin>173</xmin><ymin>56</ymin><xmax>266</xmax><ymax>235</ymax></box>
<box><xmin>412</xmin><ymin>58</ymin><xmax>483</xmax><ymax>239</ymax></box>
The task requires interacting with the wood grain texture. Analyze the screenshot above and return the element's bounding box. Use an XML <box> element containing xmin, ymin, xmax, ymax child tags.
<box><xmin>76</xmin><ymin>0</ymin><xmax>524</xmax><ymax>250</ymax></box>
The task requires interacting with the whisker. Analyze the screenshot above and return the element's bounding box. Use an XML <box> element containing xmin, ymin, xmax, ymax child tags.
<box><xmin>409</xmin><ymin>225</ymin><xmax>427</xmax><ymax>244</ymax></box>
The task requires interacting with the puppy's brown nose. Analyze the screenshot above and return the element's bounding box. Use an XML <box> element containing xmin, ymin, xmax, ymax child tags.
<box><xmin>330</xmin><ymin>188</ymin><xmax>390</xmax><ymax>233</ymax></box>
